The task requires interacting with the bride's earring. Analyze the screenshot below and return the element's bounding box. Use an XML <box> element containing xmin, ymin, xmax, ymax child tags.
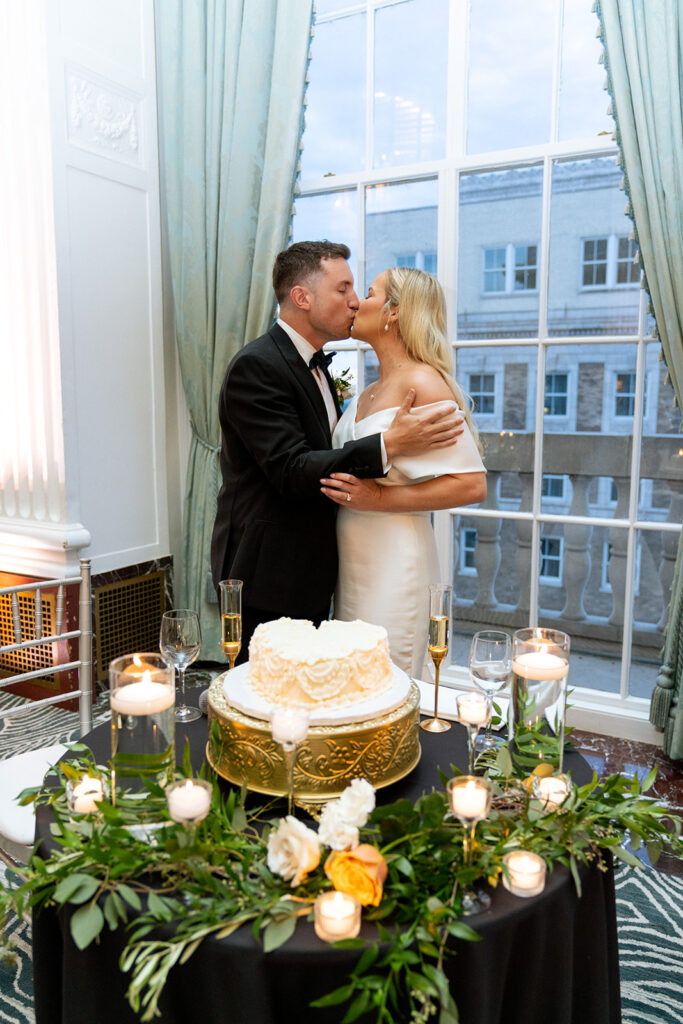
<box><xmin>384</xmin><ymin>323</ymin><xmax>389</xmax><ymax>332</ymax></box>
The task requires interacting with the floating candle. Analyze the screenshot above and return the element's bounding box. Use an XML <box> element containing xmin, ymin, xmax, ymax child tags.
<box><xmin>511</xmin><ymin>649</ymin><xmax>568</xmax><ymax>681</ymax></box>
<box><xmin>111</xmin><ymin>672</ymin><xmax>174</xmax><ymax>716</ymax></box>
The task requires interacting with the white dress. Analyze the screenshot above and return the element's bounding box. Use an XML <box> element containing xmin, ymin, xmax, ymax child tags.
<box><xmin>332</xmin><ymin>399</ymin><xmax>486</xmax><ymax>678</ymax></box>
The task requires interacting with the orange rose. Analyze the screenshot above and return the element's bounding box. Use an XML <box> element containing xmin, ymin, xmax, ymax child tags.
<box><xmin>324</xmin><ymin>844</ymin><xmax>388</xmax><ymax>907</ymax></box>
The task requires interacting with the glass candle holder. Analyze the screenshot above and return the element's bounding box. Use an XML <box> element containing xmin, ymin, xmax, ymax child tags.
<box><xmin>166</xmin><ymin>778</ymin><xmax>212</xmax><ymax>826</ymax></box>
<box><xmin>110</xmin><ymin>654</ymin><xmax>175</xmax><ymax>797</ymax></box>
<box><xmin>533</xmin><ymin>772</ymin><xmax>572</xmax><ymax>811</ymax></box>
<box><xmin>446</xmin><ymin>775</ymin><xmax>493</xmax><ymax>915</ymax></box>
<box><xmin>511</xmin><ymin>628</ymin><xmax>570</xmax><ymax>771</ymax></box>
<box><xmin>502</xmin><ymin>850</ymin><xmax>547</xmax><ymax>898</ymax></box>
<box><xmin>65</xmin><ymin>774</ymin><xmax>108</xmax><ymax>815</ymax></box>
<box><xmin>314</xmin><ymin>891</ymin><xmax>361</xmax><ymax>942</ymax></box>
<box><xmin>456</xmin><ymin>692</ymin><xmax>490</xmax><ymax>773</ymax></box>
<box><xmin>270</xmin><ymin>706</ymin><xmax>310</xmax><ymax>817</ymax></box>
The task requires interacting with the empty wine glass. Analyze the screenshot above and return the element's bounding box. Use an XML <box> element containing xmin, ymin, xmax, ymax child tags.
<box><xmin>160</xmin><ymin>609</ymin><xmax>202</xmax><ymax>723</ymax></box>
<box><xmin>469</xmin><ymin>630</ymin><xmax>511</xmax><ymax>750</ymax></box>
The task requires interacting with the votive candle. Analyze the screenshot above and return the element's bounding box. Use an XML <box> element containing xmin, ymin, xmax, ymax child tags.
<box><xmin>456</xmin><ymin>692</ymin><xmax>490</xmax><ymax>727</ymax></box>
<box><xmin>502</xmin><ymin>851</ymin><xmax>546</xmax><ymax>898</ymax></box>
<box><xmin>314</xmin><ymin>891</ymin><xmax>361</xmax><ymax>942</ymax></box>
<box><xmin>270</xmin><ymin>706</ymin><xmax>310</xmax><ymax>746</ymax></box>
<box><xmin>67</xmin><ymin>775</ymin><xmax>105</xmax><ymax>815</ymax></box>
<box><xmin>534</xmin><ymin>773</ymin><xmax>571</xmax><ymax>810</ymax></box>
<box><xmin>447</xmin><ymin>776</ymin><xmax>492</xmax><ymax>822</ymax></box>
<box><xmin>166</xmin><ymin>779</ymin><xmax>212</xmax><ymax>824</ymax></box>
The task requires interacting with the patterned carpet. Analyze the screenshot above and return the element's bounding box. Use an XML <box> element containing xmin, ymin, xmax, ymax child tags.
<box><xmin>0</xmin><ymin>692</ymin><xmax>681</xmax><ymax>1024</ymax></box>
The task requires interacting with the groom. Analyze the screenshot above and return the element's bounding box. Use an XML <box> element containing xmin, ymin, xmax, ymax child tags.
<box><xmin>210</xmin><ymin>240</ymin><xmax>462</xmax><ymax>660</ymax></box>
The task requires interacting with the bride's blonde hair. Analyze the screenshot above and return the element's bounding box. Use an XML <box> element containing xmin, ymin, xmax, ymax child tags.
<box><xmin>383</xmin><ymin>267</ymin><xmax>479</xmax><ymax>444</ymax></box>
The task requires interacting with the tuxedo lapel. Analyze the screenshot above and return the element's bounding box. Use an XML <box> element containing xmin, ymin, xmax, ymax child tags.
<box><xmin>269</xmin><ymin>324</ymin><xmax>333</xmax><ymax>441</ymax></box>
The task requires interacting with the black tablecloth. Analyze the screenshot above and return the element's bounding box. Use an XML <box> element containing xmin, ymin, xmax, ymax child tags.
<box><xmin>32</xmin><ymin>687</ymin><xmax>621</xmax><ymax>1024</ymax></box>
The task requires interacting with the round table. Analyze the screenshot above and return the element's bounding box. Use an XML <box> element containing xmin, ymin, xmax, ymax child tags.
<box><xmin>32</xmin><ymin>687</ymin><xmax>621</xmax><ymax>1024</ymax></box>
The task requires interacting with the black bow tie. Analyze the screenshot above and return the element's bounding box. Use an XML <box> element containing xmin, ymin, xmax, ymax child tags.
<box><xmin>308</xmin><ymin>349</ymin><xmax>336</xmax><ymax>372</ymax></box>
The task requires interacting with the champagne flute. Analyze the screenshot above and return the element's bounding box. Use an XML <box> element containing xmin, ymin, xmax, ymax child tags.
<box><xmin>469</xmin><ymin>630</ymin><xmax>511</xmax><ymax>750</ymax></box>
<box><xmin>220</xmin><ymin>579</ymin><xmax>243</xmax><ymax>670</ymax></box>
<box><xmin>420</xmin><ymin>584</ymin><xmax>452</xmax><ymax>733</ymax></box>
<box><xmin>160</xmin><ymin>609</ymin><xmax>201</xmax><ymax>723</ymax></box>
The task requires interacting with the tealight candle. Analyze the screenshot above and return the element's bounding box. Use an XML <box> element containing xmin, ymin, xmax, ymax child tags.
<box><xmin>502</xmin><ymin>851</ymin><xmax>546</xmax><ymax>898</ymax></box>
<box><xmin>111</xmin><ymin>672</ymin><xmax>175</xmax><ymax>716</ymax></box>
<box><xmin>447</xmin><ymin>777</ymin><xmax>492</xmax><ymax>822</ymax></box>
<box><xmin>314</xmin><ymin>891</ymin><xmax>361</xmax><ymax>942</ymax></box>
<box><xmin>270</xmin><ymin>706</ymin><xmax>310</xmax><ymax>746</ymax></box>
<box><xmin>456</xmin><ymin>692</ymin><xmax>490</xmax><ymax>727</ymax></box>
<box><xmin>166</xmin><ymin>779</ymin><xmax>212</xmax><ymax>824</ymax></box>
<box><xmin>67</xmin><ymin>775</ymin><xmax>105</xmax><ymax>814</ymax></box>
<box><xmin>534</xmin><ymin>773</ymin><xmax>571</xmax><ymax>810</ymax></box>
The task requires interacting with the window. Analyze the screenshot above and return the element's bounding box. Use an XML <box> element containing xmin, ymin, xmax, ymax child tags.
<box><xmin>483</xmin><ymin>243</ymin><xmax>537</xmax><ymax>294</ymax></box>
<box><xmin>540</xmin><ymin>537</ymin><xmax>563</xmax><ymax>583</ymax></box>
<box><xmin>544</xmin><ymin>373</ymin><xmax>569</xmax><ymax>417</ymax></box>
<box><xmin>615</xmin><ymin>372</ymin><xmax>636</xmax><ymax>417</ymax></box>
<box><xmin>602</xmin><ymin>541</ymin><xmax>641</xmax><ymax>593</ymax></box>
<box><xmin>469</xmin><ymin>373</ymin><xmax>495</xmax><ymax>415</ymax></box>
<box><xmin>296</xmin><ymin>0</ymin><xmax>681</xmax><ymax>716</ymax></box>
<box><xmin>542</xmin><ymin>475</ymin><xmax>565</xmax><ymax>499</ymax></box>
<box><xmin>582</xmin><ymin>235</ymin><xmax>639</xmax><ymax>289</ymax></box>
<box><xmin>460</xmin><ymin>528</ymin><xmax>477</xmax><ymax>574</ymax></box>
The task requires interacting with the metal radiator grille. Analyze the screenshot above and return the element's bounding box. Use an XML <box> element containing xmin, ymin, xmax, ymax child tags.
<box><xmin>0</xmin><ymin>591</ymin><xmax>56</xmax><ymax>684</ymax></box>
<box><xmin>93</xmin><ymin>572</ymin><xmax>166</xmax><ymax>681</ymax></box>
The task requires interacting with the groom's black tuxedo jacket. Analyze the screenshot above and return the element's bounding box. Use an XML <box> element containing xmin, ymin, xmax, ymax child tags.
<box><xmin>210</xmin><ymin>323</ymin><xmax>384</xmax><ymax>618</ymax></box>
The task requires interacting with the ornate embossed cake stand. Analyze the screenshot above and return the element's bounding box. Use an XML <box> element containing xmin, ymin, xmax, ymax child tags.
<box><xmin>206</xmin><ymin>672</ymin><xmax>421</xmax><ymax>804</ymax></box>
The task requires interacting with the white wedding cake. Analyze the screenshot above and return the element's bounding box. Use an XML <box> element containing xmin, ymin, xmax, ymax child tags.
<box><xmin>248</xmin><ymin>617</ymin><xmax>393</xmax><ymax>710</ymax></box>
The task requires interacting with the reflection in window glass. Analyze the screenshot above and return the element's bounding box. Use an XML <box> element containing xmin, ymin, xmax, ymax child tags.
<box><xmin>549</xmin><ymin>158</ymin><xmax>640</xmax><ymax>335</ymax></box>
<box><xmin>544</xmin><ymin>373</ymin><xmax>568</xmax><ymax>416</ymax></box>
<box><xmin>300</xmin><ymin>15</ymin><xmax>366</xmax><ymax>178</ymax></box>
<box><xmin>467</xmin><ymin>0</ymin><xmax>554</xmax><ymax>153</ymax></box>
<box><xmin>615</xmin><ymin>372</ymin><xmax>636</xmax><ymax>417</ymax></box>
<box><xmin>458</xmin><ymin>167</ymin><xmax>542</xmax><ymax>338</ymax></box>
<box><xmin>540</xmin><ymin>536</ymin><xmax>563</xmax><ymax>582</ymax></box>
<box><xmin>374</xmin><ymin>0</ymin><xmax>448</xmax><ymax>168</ymax></box>
<box><xmin>292</xmin><ymin>190</ymin><xmax>358</xmax><ymax>284</ymax></box>
<box><xmin>558</xmin><ymin>0</ymin><xmax>613</xmax><ymax>141</ymax></box>
<box><xmin>365</xmin><ymin>179</ymin><xmax>438</xmax><ymax>287</ymax></box>
<box><xmin>469</xmin><ymin>373</ymin><xmax>495</xmax><ymax>415</ymax></box>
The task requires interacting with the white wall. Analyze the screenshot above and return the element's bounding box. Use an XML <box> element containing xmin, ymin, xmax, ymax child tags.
<box><xmin>0</xmin><ymin>0</ymin><xmax>174</xmax><ymax>579</ymax></box>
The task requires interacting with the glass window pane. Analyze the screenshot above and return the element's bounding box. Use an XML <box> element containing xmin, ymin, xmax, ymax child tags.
<box><xmin>467</xmin><ymin>0</ymin><xmax>554</xmax><ymax>154</ymax></box>
<box><xmin>630</xmin><ymin>527</ymin><xmax>678</xmax><ymax>697</ymax></box>
<box><xmin>458</xmin><ymin>167</ymin><xmax>543</xmax><ymax>338</ymax></box>
<box><xmin>638</xmin><ymin>342</ymin><xmax>683</xmax><ymax>522</ymax></box>
<box><xmin>558</xmin><ymin>0</ymin><xmax>613</xmax><ymax>141</ymax></box>
<box><xmin>542</xmin><ymin>343</ymin><xmax>637</xmax><ymax>518</ymax></box>
<box><xmin>548</xmin><ymin>158</ymin><xmax>640</xmax><ymax>336</ymax></box>
<box><xmin>300</xmin><ymin>14</ymin><xmax>366</xmax><ymax>178</ymax></box>
<box><xmin>374</xmin><ymin>0</ymin><xmax>448</xmax><ymax>168</ymax></box>
<box><xmin>365</xmin><ymin>178</ymin><xmax>438</xmax><ymax>287</ymax></box>
<box><xmin>292</xmin><ymin>190</ymin><xmax>358</xmax><ymax>285</ymax></box>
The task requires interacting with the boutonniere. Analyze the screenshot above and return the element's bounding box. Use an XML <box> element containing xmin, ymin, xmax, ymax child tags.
<box><xmin>333</xmin><ymin>367</ymin><xmax>355</xmax><ymax>405</ymax></box>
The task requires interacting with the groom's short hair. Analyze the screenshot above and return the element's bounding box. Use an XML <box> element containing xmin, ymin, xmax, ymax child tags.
<box><xmin>273</xmin><ymin>240</ymin><xmax>351</xmax><ymax>303</ymax></box>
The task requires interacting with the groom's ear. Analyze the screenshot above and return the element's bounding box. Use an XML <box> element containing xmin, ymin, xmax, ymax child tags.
<box><xmin>290</xmin><ymin>285</ymin><xmax>312</xmax><ymax>311</ymax></box>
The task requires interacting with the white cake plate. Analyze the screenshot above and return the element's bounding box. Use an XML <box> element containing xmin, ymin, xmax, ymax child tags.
<box><xmin>222</xmin><ymin>660</ymin><xmax>411</xmax><ymax>726</ymax></box>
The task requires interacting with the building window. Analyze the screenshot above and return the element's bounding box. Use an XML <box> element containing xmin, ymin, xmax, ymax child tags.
<box><xmin>582</xmin><ymin>235</ymin><xmax>639</xmax><ymax>289</ymax></box>
<box><xmin>396</xmin><ymin>251</ymin><xmax>437</xmax><ymax>273</ymax></box>
<box><xmin>602</xmin><ymin>541</ymin><xmax>641</xmax><ymax>593</ymax></box>
<box><xmin>616</xmin><ymin>237</ymin><xmax>639</xmax><ymax>285</ymax></box>
<box><xmin>469</xmin><ymin>373</ymin><xmax>495</xmax><ymax>415</ymax></box>
<box><xmin>460</xmin><ymin>528</ymin><xmax>477</xmax><ymax>574</ymax></box>
<box><xmin>542</xmin><ymin>474</ymin><xmax>565</xmax><ymax>499</ymax></box>
<box><xmin>544</xmin><ymin>373</ymin><xmax>569</xmax><ymax>416</ymax></box>
<box><xmin>540</xmin><ymin>536</ymin><xmax>563</xmax><ymax>583</ymax></box>
<box><xmin>483</xmin><ymin>243</ymin><xmax>537</xmax><ymax>294</ymax></box>
<box><xmin>615</xmin><ymin>372</ymin><xmax>636</xmax><ymax>417</ymax></box>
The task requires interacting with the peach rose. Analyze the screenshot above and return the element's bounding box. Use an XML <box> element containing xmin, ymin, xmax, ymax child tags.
<box><xmin>324</xmin><ymin>844</ymin><xmax>388</xmax><ymax>907</ymax></box>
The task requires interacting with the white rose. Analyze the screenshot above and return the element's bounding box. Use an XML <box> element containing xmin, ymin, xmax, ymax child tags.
<box><xmin>336</xmin><ymin>778</ymin><xmax>376</xmax><ymax>829</ymax></box>
<box><xmin>318</xmin><ymin>801</ymin><xmax>359</xmax><ymax>851</ymax></box>
<box><xmin>267</xmin><ymin>816</ymin><xmax>320</xmax><ymax>887</ymax></box>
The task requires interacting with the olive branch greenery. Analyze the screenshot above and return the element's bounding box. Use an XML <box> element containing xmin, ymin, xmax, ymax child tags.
<box><xmin>0</xmin><ymin>731</ymin><xmax>680</xmax><ymax>1024</ymax></box>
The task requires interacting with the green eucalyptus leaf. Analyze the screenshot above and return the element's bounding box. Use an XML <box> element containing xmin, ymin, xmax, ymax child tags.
<box><xmin>263</xmin><ymin>914</ymin><xmax>297</xmax><ymax>953</ymax></box>
<box><xmin>310</xmin><ymin>983</ymin><xmax>355</xmax><ymax>1008</ymax></box>
<box><xmin>54</xmin><ymin>873</ymin><xmax>99</xmax><ymax>906</ymax></box>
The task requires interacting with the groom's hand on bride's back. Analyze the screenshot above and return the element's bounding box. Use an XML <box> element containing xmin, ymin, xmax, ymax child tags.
<box><xmin>383</xmin><ymin>389</ymin><xmax>464</xmax><ymax>460</ymax></box>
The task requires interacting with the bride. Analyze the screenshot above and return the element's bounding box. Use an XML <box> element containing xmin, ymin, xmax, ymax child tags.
<box><xmin>320</xmin><ymin>267</ymin><xmax>486</xmax><ymax>678</ymax></box>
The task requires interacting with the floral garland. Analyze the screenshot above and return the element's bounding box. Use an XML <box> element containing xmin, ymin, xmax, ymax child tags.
<box><xmin>0</xmin><ymin>739</ymin><xmax>681</xmax><ymax>1024</ymax></box>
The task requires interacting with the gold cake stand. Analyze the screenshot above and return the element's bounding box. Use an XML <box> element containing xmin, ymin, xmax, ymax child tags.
<box><xmin>206</xmin><ymin>674</ymin><xmax>421</xmax><ymax>804</ymax></box>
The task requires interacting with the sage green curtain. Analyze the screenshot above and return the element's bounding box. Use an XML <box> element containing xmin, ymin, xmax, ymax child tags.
<box><xmin>157</xmin><ymin>0</ymin><xmax>314</xmax><ymax>659</ymax></box>
<box><xmin>597</xmin><ymin>0</ymin><xmax>683</xmax><ymax>757</ymax></box>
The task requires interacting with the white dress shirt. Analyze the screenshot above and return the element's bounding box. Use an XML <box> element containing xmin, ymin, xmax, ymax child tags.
<box><xmin>277</xmin><ymin>318</ymin><xmax>338</xmax><ymax>432</ymax></box>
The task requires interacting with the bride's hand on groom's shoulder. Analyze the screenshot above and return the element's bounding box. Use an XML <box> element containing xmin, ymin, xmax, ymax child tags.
<box><xmin>384</xmin><ymin>390</ymin><xmax>464</xmax><ymax>460</ymax></box>
<box><xmin>320</xmin><ymin>473</ymin><xmax>384</xmax><ymax>511</ymax></box>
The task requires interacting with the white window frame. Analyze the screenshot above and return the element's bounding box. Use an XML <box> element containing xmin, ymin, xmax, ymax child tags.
<box><xmin>541</xmin><ymin>474</ymin><xmax>565</xmax><ymax>501</ymax></box>
<box><xmin>580</xmin><ymin>234</ymin><xmax>639</xmax><ymax>291</ymax></box>
<box><xmin>295</xmin><ymin>0</ymin><xmax>678</xmax><ymax>740</ymax></box>
<box><xmin>469</xmin><ymin>371</ymin><xmax>496</xmax><ymax>416</ymax></box>
<box><xmin>459</xmin><ymin>527</ymin><xmax>477</xmax><ymax>576</ymax></box>
<box><xmin>544</xmin><ymin>372</ymin><xmax>569</xmax><ymax>418</ymax></box>
<box><xmin>482</xmin><ymin>242</ymin><xmax>538</xmax><ymax>296</ymax></box>
<box><xmin>539</xmin><ymin>535</ymin><xmax>564</xmax><ymax>585</ymax></box>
